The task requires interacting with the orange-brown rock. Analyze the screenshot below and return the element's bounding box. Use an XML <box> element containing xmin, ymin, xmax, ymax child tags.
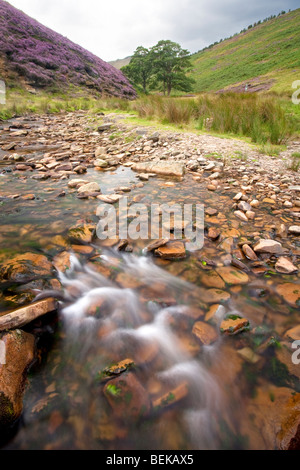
<box><xmin>276</xmin><ymin>283</ymin><xmax>300</xmax><ymax>308</ymax></box>
<box><xmin>220</xmin><ymin>316</ymin><xmax>249</xmax><ymax>335</ymax></box>
<box><xmin>192</xmin><ymin>321</ymin><xmax>218</xmax><ymax>345</ymax></box>
<box><xmin>103</xmin><ymin>372</ymin><xmax>151</xmax><ymax>421</ymax></box>
<box><xmin>0</xmin><ymin>330</ymin><xmax>35</xmax><ymax>426</ymax></box>
<box><xmin>0</xmin><ymin>252</ymin><xmax>53</xmax><ymax>281</ymax></box>
<box><xmin>216</xmin><ymin>266</ymin><xmax>249</xmax><ymax>285</ymax></box>
<box><xmin>155</xmin><ymin>241</ymin><xmax>186</xmax><ymax>260</ymax></box>
<box><xmin>53</xmin><ymin>251</ymin><xmax>71</xmax><ymax>272</ymax></box>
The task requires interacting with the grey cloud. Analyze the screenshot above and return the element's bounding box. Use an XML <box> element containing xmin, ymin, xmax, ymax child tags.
<box><xmin>8</xmin><ymin>0</ymin><xmax>299</xmax><ymax>60</ymax></box>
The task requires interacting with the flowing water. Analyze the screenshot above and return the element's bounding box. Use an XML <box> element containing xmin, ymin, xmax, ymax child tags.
<box><xmin>0</xmin><ymin>133</ymin><xmax>299</xmax><ymax>449</ymax></box>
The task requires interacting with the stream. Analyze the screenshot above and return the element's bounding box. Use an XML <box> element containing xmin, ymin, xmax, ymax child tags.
<box><xmin>0</xmin><ymin>115</ymin><xmax>299</xmax><ymax>450</ymax></box>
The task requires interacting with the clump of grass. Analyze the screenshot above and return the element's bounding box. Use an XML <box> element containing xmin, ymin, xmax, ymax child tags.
<box><xmin>233</xmin><ymin>150</ymin><xmax>248</xmax><ymax>161</ymax></box>
<box><xmin>195</xmin><ymin>93</ymin><xmax>293</xmax><ymax>145</ymax></box>
<box><xmin>288</xmin><ymin>152</ymin><xmax>300</xmax><ymax>171</ymax></box>
<box><xmin>259</xmin><ymin>143</ymin><xmax>282</xmax><ymax>156</ymax></box>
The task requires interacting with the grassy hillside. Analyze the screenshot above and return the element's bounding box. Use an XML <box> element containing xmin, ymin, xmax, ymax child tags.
<box><xmin>0</xmin><ymin>0</ymin><xmax>135</xmax><ymax>98</ymax></box>
<box><xmin>190</xmin><ymin>9</ymin><xmax>300</xmax><ymax>94</ymax></box>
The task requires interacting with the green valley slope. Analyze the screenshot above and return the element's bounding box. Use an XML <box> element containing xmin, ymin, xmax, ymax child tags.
<box><xmin>190</xmin><ymin>9</ymin><xmax>300</xmax><ymax>94</ymax></box>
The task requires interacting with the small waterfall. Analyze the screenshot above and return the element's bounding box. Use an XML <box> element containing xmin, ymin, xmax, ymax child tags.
<box><xmin>52</xmin><ymin>249</ymin><xmax>224</xmax><ymax>449</ymax></box>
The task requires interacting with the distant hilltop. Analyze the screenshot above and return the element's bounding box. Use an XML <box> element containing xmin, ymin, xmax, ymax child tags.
<box><xmin>0</xmin><ymin>0</ymin><xmax>136</xmax><ymax>98</ymax></box>
<box><xmin>109</xmin><ymin>57</ymin><xmax>132</xmax><ymax>70</ymax></box>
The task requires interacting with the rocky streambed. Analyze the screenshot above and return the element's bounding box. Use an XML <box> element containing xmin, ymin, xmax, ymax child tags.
<box><xmin>0</xmin><ymin>111</ymin><xmax>299</xmax><ymax>450</ymax></box>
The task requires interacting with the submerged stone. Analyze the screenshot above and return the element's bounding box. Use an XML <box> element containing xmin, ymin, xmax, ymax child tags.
<box><xmin>192</xmin><ymin>321</ymin><xmax>218</xmax><ymax>345</ymax></box>
<box><xmin>276</xmin><ymin>283</ymin><xmax>300</xmax><ymax>308</ymax></box>
<box><xmin>103</xmin><ymin>372</ymin><xmax>151</xmax><ymax>421</ymax></box>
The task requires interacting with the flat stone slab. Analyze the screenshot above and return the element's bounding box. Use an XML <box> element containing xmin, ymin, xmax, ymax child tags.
<box><xmin>132</xmin><ymin>161</ymin><xmax>185</xmax><ymax>177</ymax></box>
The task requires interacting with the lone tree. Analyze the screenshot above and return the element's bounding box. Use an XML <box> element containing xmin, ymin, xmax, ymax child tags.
<box><xmin>122</xmin><ymin>40</ymin><xmax>195</xmax><ymax>96</ymax></box>
<box><xmin>121</xmin><ymin>46</ymin><xmax>152</xmax><ymax>94</ymax></box>
<box><xmin>150</xmin><ymin>40</ymin><xmax>195</xmax><ymax>96</ymax></box>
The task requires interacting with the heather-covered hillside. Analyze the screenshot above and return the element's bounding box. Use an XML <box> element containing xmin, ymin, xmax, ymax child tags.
<box><xmin>0</xmin><ymin>0</ymin><xmax>136</xmax><ymax>98</ymax></box>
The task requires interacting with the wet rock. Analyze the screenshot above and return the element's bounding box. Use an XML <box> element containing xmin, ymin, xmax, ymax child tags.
<box><xmin>53</xmin><ymin>251</ymin><xmax>72</xmax><ymax>272</ymax></box>
<box><xmin>246</xmin><ymin>210</ymin><xmax>255</xmax><ymax>220</ymax></box>
<box><xmin>237</xmin><ymin>347</ymin><xmax>260</xmax><ymax>364</ymax></box>
<box><xmin>97</xmin><ymin>194</ymin><xmax>122</xmax><ymax>204</ymax></box>
<box><xmin>99</xmin><ymin>359</ymin><xmax>135</xmax><ymax>381</ymax></box>
<box><xmin>233</xmin><ymin>192</ymin><xmax>243</xmax><ymax>201</ymax></box>
<box><xmin>116</xmin><ymin>239</ymin><xmax>129</xmax><ymax>251</ymax></box>
<box><xmin>103</xmin><ymin>372</ymin><xmax>151</xmax><ymax>421</ymax></box>
<box><xmin>205</xmin><ymin>207</ymin><xmax>218</xmax><ymax>216</ymax></box>
<box><xmin>238</xmin><ymin>201</ymin><xmax>252</xmax><ymax>212</ymax></box>
<box><xmin>0</xmin><ymin>330</ymin><xmax>35</xmax><ymax>426</ymax></box>
<box><xmin>67</xmin><ymin>179</ymin><xmax>88</xmax><ymax>189</ymax></box>
<box><xmin>74</xmin><ymin>165</ymin><xmax>87</xmax><ymax>174</ymax></box>
<box><xmin>207</xmin><ymin>227</ymin><xmax>221</xmax><ymax>240</ymax></box>
<box><xmin>192</xmin><ymin>321</ymin><xmax>218</xmax><ymax>345</ymax></box>
<box><xmin>15</xmin><ymin>164</ymin><xmax>32</xmax><ymax>171</ymax></box>
<box><xmin>1</xmin><ymin>142</ymin><xmax>17</xmax><ymax>151</ymax></box>
<box><xmin>220</xmin><ymin>315</ymin><xmax>249</xmax><ymax>335</ymax></box>
<box><xmin>201</xmin><ymin>288</ymin><xmax>231</xmax><ymax>304</ymax></box>
<box><xmin>21</xmin><ymin>194</ymin><xmax>35</xmax><ymax>200</ymax></box>
<box><xmin>56</xmin><ymin>163</ymin><xmax>72</xmax><ymax>172</ymax></box>
<box><xmin>288</xmin><ymin>226</ymin><xmax>300</xmax><ymax>236</ymax></box>
<box><xmin>152</xmin><ymin>381</ymin><xmax>189</xmax><ymax>412</ymax></box>
<box><xmin>284</xmin><ymin>325</ymin><xmax>300</xmax><ymax>341</ymax></box>
<box><xmin>155</xmin><ymin>241</ymin><xmax>186</xmax><ymax>260</ymax></box>
<box><xmin>276</xmin><ymin>283</ymin><xmax>300</xmax><ymax>308</ymax></box>
<box><xmin>199</xmin><ymin>270</ymin><xmax>225</xmax><ymax>289</ymax></box>
<box><xmin>253</xmin><ymin>239</ymin><xmax>283</xmax><ymax>254</ymax></box>
<box><xmin>132</xmin><ymin>161</ymin><xmax>185</xmax><ymax>177</ymax></box>
<box><xmin>275</xmin><ymin>257</ymin><xmax>298</xmax><ymax>274</ymax></box>
<box><xmin>0</xmin><ymin>253</ymin><xmax>52</xmax><ymax>281</ymax></box>
<box><xmin>77</xmin><ymin>182</ymin><xmax>101</xmax><ymax>194</ymax></box>
<box><xmin>250</xmin><ymin>200</ymin><xmax>259</xmax><ymax>208</ymax></box>
<box><xmin>207</xmin><ymin>184</ymin><xmax>217</xmax><ymax>191</ymax></box>
<box><xmin>116</xmin><ymin>186</ymin><xmax>131</xmax><ymax>193</ymax></box>
<box><xmin>234</xmin><ymin>210</ymin><xmax>248</xmax><ymax>222</ymax></box>
<box><xmin>68</xmin><ymin>223</ymin><xmax>95</xmax><ymax>243</ymax></box>
<box><xmin>216</xmin><ymin>266</ymin><xmax>249</xmax><ymax>285</ymax></box>
<box><xmin>94</xmin><ymin>159</ymin><xmax>108</xmax><ymax>168</ymax></box>
<box><xmin>241</xmin><ymin>386</ymin><xmax>300</xmax><ymax>450</ymax></box>
<box><xmin>204</xmin><ymin>304</ymin><xmax>226</xmax><ymax>324</ymax></box>
<box><xmin>242</xmin><ymin>244</ymin><xmax>258</xmax><ymax>261</ymax></box>
<box><xmin>138</xmin><ymin>174</ymin><xmax>149</xmax><ymax>181</ymax></box>
<box><xmin>263</xmin><ymin>197</ymin><xmax>276</xmax><ymax>205</ymax></box>
<box><xmin>144</xmin><ymin>239</ymin><xmax>169</xmax><ymax>253</ymax></box>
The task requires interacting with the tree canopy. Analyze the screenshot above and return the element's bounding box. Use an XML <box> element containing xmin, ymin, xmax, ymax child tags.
<box><xmin>121</xmin><ymin>40</ymin><xmax>195</xmax><ymax>96</ymax></box>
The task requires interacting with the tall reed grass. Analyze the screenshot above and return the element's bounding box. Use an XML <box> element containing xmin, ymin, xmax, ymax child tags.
<box><xmin>132</xmin><ymin>93</ymin><xmax>295</xmax><ymax>144</ymax></box>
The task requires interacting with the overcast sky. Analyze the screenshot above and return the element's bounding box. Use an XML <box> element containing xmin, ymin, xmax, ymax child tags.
<box><xmin>7</xmin><ymin>0</ymin><xmax>300</xmax><ymax>62</ymax></box>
